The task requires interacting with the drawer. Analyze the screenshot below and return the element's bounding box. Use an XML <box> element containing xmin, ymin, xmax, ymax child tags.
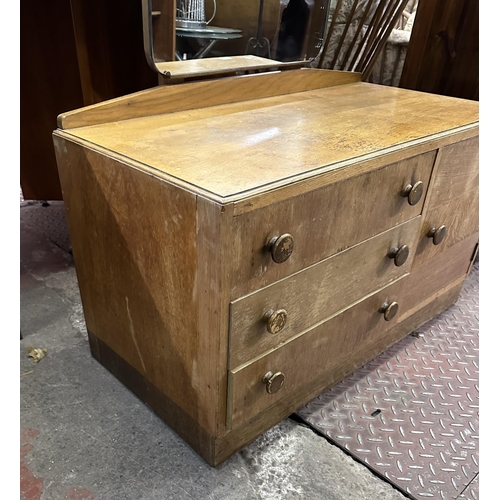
<box><xmin>412</xmin><ymin>136</ymin><xmax>478</xmax><ymax>269</ymax></box>
<box><xmin>230</xmin><ymin>151</ymin><xmax>436</xmax><ymax>299</ymax></box>
<box><xmin>401</xmin><ymin>232</ymin><xmax>478</xmax><ymax>318</ymax></box>
<box><xmin>228</xmin><ymin>275</ymin><xmax>409</xmax><ymax>428</ymax></box>
<box><xmin>229</xmin><ymin>216</ymin><xmax>420</xmax><ymax>369</ymax></box>
<box><xmin>412</xmin><ymin>189</ymin><xmax>478</xmax><ymax>269</ymax></box>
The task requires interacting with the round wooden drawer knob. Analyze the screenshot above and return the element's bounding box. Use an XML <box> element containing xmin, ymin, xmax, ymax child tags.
<box><xmin>379</xmin><ymin>301</ymin><xmax>399</xmax><ymax>321</ymax></box>
<box><xmin>427</xmin><ymin>225</ymin><xmax>447</xmax><ymax>245</ymax></box>
<box><xmin>262</xmin><ymin>371</ymin><xmax>285</xmax><ymax>394</ymax></box>
<box><xmin>268</xmin><ymin>234</ymin><xmax>294</xmax><ymax>263</ymax></box>
<box><xmin>263</xmin><ymin>309</ymin><xmax>288</xmax><ymax>334</ymax></box>
<box><xmin>402</xmin><ymin>181</ymin><xmax>424</xmax><ymax>206</ymax></box>
<box><xmin>388</xmin><ymin>245</ymin><xmax>409</xmax><ymax>267</ymax></box>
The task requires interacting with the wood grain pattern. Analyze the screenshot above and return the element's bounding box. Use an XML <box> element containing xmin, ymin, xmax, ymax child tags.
<box><xmin>57</xmin><ymin>69</ymin><xmax>361</xmax><ymax>129</ymax></box>
<box><xmin>412</xmin><ymin>136</ymin><xmax>478</xmax><ymax>268</ymax></box>
<box><xmin>230</xmin><ymin>152</ymin><xmax>435</xmax><ymax>298</ymax></box>
<box><xmin>400</xmin><ymin>0</ymin><xmax>479</xmax><ymax>101</ymax></box>
<box><xmin>53</xmin><ymin>135</ymin><xmax>224</xmax><ymax>437</ymax></box>
<box><xmin>20</xmin><ymin>0</ymin><xmax>84</xmax><ymax>200</ymax></box>
<box><xmin>229</xmin><ymin>276</ymin><xmax>410</xmax><ymax>428</ymax></box>
<box><xmin>51</xmin><ymin>71</ymin><xmax>480</xmax><ymax>466</ymax></box>
<box><xmin>229</xmin><ymin>218</ymin><xmax>422</xmax><ymax>371</ymax></box>
<box><xmin>413</xmin><ymin>189</ymin><xmax>479</xmax><ymax>268</ymax></box>
<box><xmin>216</xmin><ymin>277</ymin><xmax>464</xmax><ymax>465</ymax></box>
<box><xmin>402</xmin><ymin>232</ymin><xmax>478</xmax><ymax>317</ymax></box>
<box><xmin>232</xmin><ymin>125</ymin><xmax>478</xmax><ymax>214</ymax></box>
<box><xmin>196</xmin><ymin>197</ymin><xmax>235</xmax><ymax>437</ymax></box>
<box><xmin>151</xmin><ymin>0</ymin><xmax>176</xmax><ymax>63</ymax></box>
<box><xmin>425</xmin><ymin>136</ymin><xmax>479</xmax><ymax>210</ymax></box>
<box><xmin>156</xmin><ymin>55</ymin><xmax>286</xmax><ymax>78</ymax></box>
<box><xmin>62</xmin><ymin>82</ymin><xmax>478</xmax><ymax>201</ymax></box>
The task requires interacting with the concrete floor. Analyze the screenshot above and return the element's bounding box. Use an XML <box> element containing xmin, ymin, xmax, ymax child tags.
<box><xmin>20</xmin><ymin>201</ymin><xmax>410</xmax><ymax>500</ymax></box>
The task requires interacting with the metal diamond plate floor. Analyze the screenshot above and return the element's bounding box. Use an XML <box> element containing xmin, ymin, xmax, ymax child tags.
<box><xmin>296</xmin><ymin>263</ymin><xmax>479</xmax><ymax>500</ymax></box>
<box><xmin>20</xmin><ymin>200</ymin><xmax>72</xmax><ymax>254</ymax></box>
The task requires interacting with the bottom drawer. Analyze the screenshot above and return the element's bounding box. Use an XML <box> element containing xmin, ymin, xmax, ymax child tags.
<box><xmin>227</xmin><ymin>275</ymin><xmax>409</xmax><ymax>429</ymax></box>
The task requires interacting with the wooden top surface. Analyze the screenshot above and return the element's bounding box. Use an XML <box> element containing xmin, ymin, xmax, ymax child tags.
<box><xmin>62</xmin><ymin>82</ymin><xmax>478</xmax><ymax>201</ymax></box>
<box><xmin>156</xmin><ymin>55</ymin><xmax>286</xmax><ymax>78</ymax></box>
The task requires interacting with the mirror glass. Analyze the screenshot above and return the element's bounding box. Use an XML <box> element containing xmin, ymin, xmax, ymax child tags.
<box><xmin>174</xmin><ymin>0</ymin><xmax>330</xmax><ymax>63</ymax></box>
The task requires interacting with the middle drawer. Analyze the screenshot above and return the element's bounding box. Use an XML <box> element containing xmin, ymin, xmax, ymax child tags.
<box><xmin>229</xmin><ymin>216</ymin><xmax>421</xmax><ymax>369</ymax></box>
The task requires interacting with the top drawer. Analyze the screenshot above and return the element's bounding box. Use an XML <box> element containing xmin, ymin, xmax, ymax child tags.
<box><xmin>230</xmin><ymin>151</ymin><xmax>436</xmax><ymax>299</ymax></box>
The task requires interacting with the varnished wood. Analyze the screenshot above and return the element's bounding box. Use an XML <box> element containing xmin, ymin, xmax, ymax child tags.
<box><xmin>55</xmin><ymin>123</ymin><xmax>477</xmax><ymax>212</ymax></box>
<box><xmin>402</xmin><ymin>232</ymin><xmax>478</xmax><ymax>316</ymax></box>
<box><xmin>21</xmin><ymin>0</ymin><xmax>157</xmax><ymax>201</ymax></box>
<box><xmin>400</xmin><ymin>0</ymin><xmax>479</xmax><ymax>100</ymax></box>
<box><xmin>413</xmin><ymin>136</ymin><xmax>479</xmax><ymax>269</ymax></box>
<box><xmin>216</xmin><ymin>277</ymin><xmax>464</xmax><ymax>465</ymax></box>
<box><xmin>414</xmin><ymin>190</ymin><xmax>479</xmax><ymax>267</ymax></box>
<box><xmin>229</xmin><ymin>218</ymin><xmax>420</xmax><ymax>369</ymax></box>
<box><xmin>57</xmin><ymin>69</ymin><xmax>361</xmax><ymax>129</ymax></box>
<box><xmin>53</xmin><ymin>137</ymin><xmax>225</xmax><ymax>437</ymax></box>
<box><xmin>156</xmin><ymin>55</ymin><xmax>287</xmax><ymax>79</ymax></box>
<box><xmin>229</xmin><ymin>276</ymin><xmax>408</xmax><ymax>428</ymax></box>
<box><xmin>20</xmin><ymin>0</ymin><xmax>84</xmax><ymax>200</ymax></box>
<box><xmin>52</xmin><ymin>70</ymin><xmax>479</xmax><ymax>466</ymax></box>
<box><xmin>230</xmin><ymin>152</ymin><xmax>435</xmax><ymax>298</ymax></box>
<box><xmin>425</xmin><ymin>137</ymin><xmax>479</xmax><ymax>210</ymax></box>
<box><xmin>151</xmin><ymin>0</ymin><xmax>176</xmax><ymax>63</ymax></box>
<box><xmin>61</xmin><ymin>83</ymin><xmax>478</xmax><ymax>202</ymax></box>
<box><xmin>228</xmin><ymin>268</ymin><xmax>465</xmax><ymax>430</ymax></box>
<box><xmin>232</xmin><ymin>126</ymin><xmax>478</xmax><ymax>214</ymax></box>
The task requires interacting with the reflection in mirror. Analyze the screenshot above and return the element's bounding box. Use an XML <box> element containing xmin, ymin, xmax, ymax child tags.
<box><xmin>174</xmin><ymin>0</ymin><xmax>330</xmax><ymax>63</ymax></box>
<box><xmin>143</xmin><ymin>0</ymin><xmax>417</xmax><ymax>83</ymax></box>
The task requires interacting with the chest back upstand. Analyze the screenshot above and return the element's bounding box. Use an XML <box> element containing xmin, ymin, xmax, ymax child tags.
<box><xmin>53</xmin><ymin>69</ymin><xmax>479</xmax><ymax>466</ymax></box>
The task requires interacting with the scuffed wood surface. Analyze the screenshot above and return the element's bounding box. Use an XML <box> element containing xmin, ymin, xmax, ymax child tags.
<box><xmin>57</xmin><ymin>69</ymin><xmax>361</xmax><ymax>129</ymax></box>
<box><xmin>230</xmin><ymin>151</ymin><xmax>435</xmax><ymax>298</ymax></box>
<box><xmin>229</xmin><ymin>218</ymin><xmax>420</xmax><ymax>368</ymax></box>
<box><xmin>61</xmin><ymin>82</ymin><xmax>478</xmax><ymax>200</ymax></box>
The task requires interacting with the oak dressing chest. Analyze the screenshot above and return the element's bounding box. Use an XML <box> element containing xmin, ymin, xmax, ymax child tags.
<box><xmin>53</xmin><ymin>68</ymin><xmax>479</xmax><ymax>466</ymax></box>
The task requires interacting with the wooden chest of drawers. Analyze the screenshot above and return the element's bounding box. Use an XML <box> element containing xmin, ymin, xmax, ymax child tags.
<box><xmin>53</xmin><ymin>69</ymin><xmax>479</xmax><ymax>466</ymax></box>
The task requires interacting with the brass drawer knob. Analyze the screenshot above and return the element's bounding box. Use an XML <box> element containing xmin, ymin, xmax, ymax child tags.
<box><xmin>268</xmin><ymin>234</ymin><xmax>294</xmax><ymax>263</ymax></box>
<box><xmin>263</xmin><ymin>309</ymin><xmax>288</xmax><ymax>334</ymax></box>
<box><xmin>388</xmin><ymin>244</ymin><xmax>409</xmax><ymax>266</ymax></box>
<box><xmin>262</xmin><ymin>371</ymin><xmax>285</xmax><ymax>394</ymax></box>
<box><xmin>379</xmin><ymin>301</ymin><xmax>399</xmax><ymax>321</ymax></box>
<box><xmin>427</xmin><ymin>225</ymin><xmax>447</xmax><ymax>245</ymax></box>
<box><xmin>402</xmin><ymin>181</ymin><xmax>424</xmax><ymax>206</ymax></box>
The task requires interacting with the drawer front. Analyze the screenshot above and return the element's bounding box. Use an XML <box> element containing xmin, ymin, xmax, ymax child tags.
<box><xmin>230</xmin><ymin>151</ymin><xmax>436</xmax><ymax>299</ymax></box>
<box><xmin>426</xmin><ymin>136</ymin><xmax>478</xmax><ymax>211</ymax></box>
<box><xmin>412</xmin><ymin>137</ymin><xmax>478</xmax><ymax>268</ymax></box>
<box><xmin>401</xmin><ymin>232</ymin><xmax>478</xmax><ymax>317</ymax></box>
<box><xmin>412</xmin><ymin>189</ymin><xmax>478</xmax><ymax>269</ymax></box>
<box><xmin>229</xmin><ymin>216</ymin><xmax>420</xmax><ymax>369</ymax></box>
<box><xmin>228</xmin><ymin>276</ymin><xmax>409</xmax><ymax>428</ymax></box>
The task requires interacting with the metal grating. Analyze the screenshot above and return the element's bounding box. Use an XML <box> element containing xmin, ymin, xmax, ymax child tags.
<box><xmin>296</xmin><ymin>263</ymin><xmax>479</xmax><ymax>500</ymax></box>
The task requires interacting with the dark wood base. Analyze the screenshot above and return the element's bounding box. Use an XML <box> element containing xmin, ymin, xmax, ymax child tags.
<box><xmin>88</xmin><ymin>330</ymin><xmax>217</xmax><ymax>465</ymax></box>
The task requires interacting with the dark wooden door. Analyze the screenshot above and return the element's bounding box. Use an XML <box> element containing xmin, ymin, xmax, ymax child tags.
<box><xmin>20</xmin><ymin>0</ymin><xmax>159</xmax><ymax>200</ymax></box>
<box><xmin>400</xmin><ymin>0</ymin><xmax>479</xmax><ymax>101</ymax></box>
